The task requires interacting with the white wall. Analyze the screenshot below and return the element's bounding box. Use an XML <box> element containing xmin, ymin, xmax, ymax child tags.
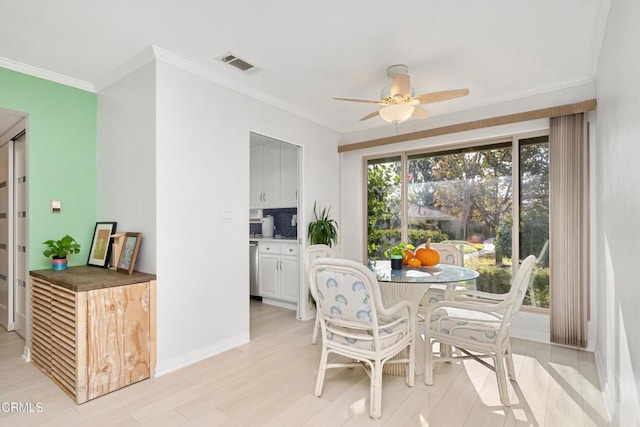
<box><xmin>97</xmin><ymin>61</ymin><xmax>157</xmax><ymax>273</ymax></box>
<box><xmin>153</xmin><ymin>58</ymin><xmax>340</xmax><ymax>373</ymax></box>
<box><xmin>339</xmin><ymin>83</ymin><xmax>597</xmax><ymax>344</ymax></box>
<box><xmin>96</xmin><ymin>49</ymin><xmax>341</xmax><ymax>375</ymax></box>
<box><xmin>595</xmin><ymin>0</ymin><xmax>640</xmax><ymax>423</ymax></box>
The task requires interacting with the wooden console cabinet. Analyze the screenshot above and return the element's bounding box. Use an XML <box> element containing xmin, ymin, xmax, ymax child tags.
<box><xmin>29</xmin><ymin>266</ymin><xmax>156</xmax><ymax>404</ymax></box>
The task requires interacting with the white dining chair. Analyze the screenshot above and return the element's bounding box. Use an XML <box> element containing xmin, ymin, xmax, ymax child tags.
<box><xmin>308</xmin><ymin>257</ymin><xmax>415</xmax><ymax>419</ymax></box>
<box><xmin>423</xmin><ymin>255</ymin><xmax>536</xmax><ymax>406</ymax></box>
<box><xmin>416</xmin><ymin>242</ymin><xmax>464</xmax><ymax>306</ymax></box>
<box><xmin>303</xmin><ymin>244</ymin><xmax>335</xmax><ymax>344</ymax></box>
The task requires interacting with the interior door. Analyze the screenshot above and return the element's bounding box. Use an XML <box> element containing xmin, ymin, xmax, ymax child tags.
<box><xmin>0</xmin><ymin>141</ymin><xmax>10</xmax><ymax>330</ymax></box>
<box><xmin>13</xmin><ymin>132</ymin><xmax>27</xmax><ymax>338</ymax></box>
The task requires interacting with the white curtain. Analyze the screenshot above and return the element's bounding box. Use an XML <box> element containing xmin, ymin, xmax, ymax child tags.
<box><xmin>549</xmin><ymin>113</ymin><xmax>589</xmax><ymax>348</ymax></box>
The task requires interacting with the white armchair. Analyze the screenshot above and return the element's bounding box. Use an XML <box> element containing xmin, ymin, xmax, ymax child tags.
<box><xmin>423</xmin><ymin>255</ymin><xmax>536</xmax><ymax>406</ymax></box>
<box><xmin>308</xmin><ymin>257</ymin><xmax>415</xmax><ymax>419</ymax></box>
<box><xmin>303</xmin><ymin>244</ymin><xmax>335</xmax><ymax>344</ymax></box>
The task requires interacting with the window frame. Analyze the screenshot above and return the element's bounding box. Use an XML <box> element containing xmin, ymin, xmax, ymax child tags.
<box><xmin>363</xmin><ymin>130</ymin><xmax>550</xmax><ymax>313</ymax></box>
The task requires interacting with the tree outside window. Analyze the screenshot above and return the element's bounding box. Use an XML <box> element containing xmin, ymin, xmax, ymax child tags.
<box><xmin>366</xmin><ymin>136</ymin><xmax>550</xmax><ymax>308</ymax></box>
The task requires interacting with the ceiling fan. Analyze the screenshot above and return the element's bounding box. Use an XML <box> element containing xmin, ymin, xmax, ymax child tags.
<box><xmin>334</xmin><ymin>64</ymin><xmax>469</xmax><ymax>125</ymax></box>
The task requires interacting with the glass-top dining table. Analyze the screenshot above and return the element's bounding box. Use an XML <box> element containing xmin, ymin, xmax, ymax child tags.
<box><xmin>370</xmin><ymin>259</ymin><xmax>479</xmax><ymax>308</ymax></box>
<box><xmin>369</xmin><ymin>260</ymin><xmax>479</xmax><ymax>376</ymax></box>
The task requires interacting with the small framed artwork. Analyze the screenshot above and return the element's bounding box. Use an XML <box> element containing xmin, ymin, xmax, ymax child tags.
<box><xmin>117</xmin><ymin>232</ymin><xmax>142</xmax><ymax>275</ymax></box>
<box><xmin>87</xmin><ymin>222</ymin><xmax>117</xmax><ymax>268</ymax></box>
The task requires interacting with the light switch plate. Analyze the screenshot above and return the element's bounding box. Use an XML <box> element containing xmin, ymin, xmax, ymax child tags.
<box><xmin>220</xmin><ymin>211</ymin><xmax>232</xmax><ymax>223</ymax></box>
<box><xmin>51</xmin><ymin>200</ymin><xmax>61</xmax><ymax>213</ymax></box>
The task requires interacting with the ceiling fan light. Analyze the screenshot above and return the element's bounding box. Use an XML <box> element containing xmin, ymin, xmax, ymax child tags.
<box><xmin>379</xmin><ymin>104</ymin><xmax>415</xmax><ymax>124</ymax></box>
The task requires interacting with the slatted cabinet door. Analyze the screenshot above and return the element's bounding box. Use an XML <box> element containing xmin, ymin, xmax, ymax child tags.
<box><xmin>50</xmin><ymin>284</ymin><xmax>87</xmax><ymax>403</ymax></box>
<box><xmin>30</xmin><ymin>278</ymin><xmax>88</xmax><ymax>403</ymax></box>
<box><xmin>30</xmin><ymin>279</ymin><xmax>53</xmax><ymax>372</ymax></box>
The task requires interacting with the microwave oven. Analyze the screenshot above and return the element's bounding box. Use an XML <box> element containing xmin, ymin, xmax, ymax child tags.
<box><xmin>249</xmin><ymin>209</ymin><xmax>263</xmax><ymax>223</ymax></box>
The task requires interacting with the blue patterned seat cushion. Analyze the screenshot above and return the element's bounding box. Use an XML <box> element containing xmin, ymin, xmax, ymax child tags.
<box><xmin>325</xmin><ymin>314</ymin><xmax>408</xmax><ymax>351</ymax></box>
<box><xmin>430</xmin><ymin>307</ymin><xmax>503</xmax><ymax>344</ymax></box>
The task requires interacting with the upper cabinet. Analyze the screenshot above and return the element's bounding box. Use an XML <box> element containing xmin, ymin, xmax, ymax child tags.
<box><xmin>279</xmin><ymin>144</ymin><xmax>298</xmax><ymax>207</ymax></box>
<box><xmin>250</xmin><ymin>136</ymin><xmax>299</xmax><ymax>209</ymax></box>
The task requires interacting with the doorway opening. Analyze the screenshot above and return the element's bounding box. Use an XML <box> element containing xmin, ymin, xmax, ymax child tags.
<box><xmin>0</xmin><ymin>110</ymin><xmax>29</xmax><ymax>340</ymax></box>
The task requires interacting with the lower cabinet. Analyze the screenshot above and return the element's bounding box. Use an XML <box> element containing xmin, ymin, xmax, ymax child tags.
<box><xmin>29</xmin><ymin>268</ymin><xmax>156</xmax><ymax>404</ymax></box>
<box><xmin>258</xmin><ymin>242</ymin><xmax>299</xmax><ymax>304</ymax></box>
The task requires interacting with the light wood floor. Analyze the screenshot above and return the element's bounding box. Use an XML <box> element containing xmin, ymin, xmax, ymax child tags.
<box><xmin>0</xmin><ymin>301</ymin><xmax>610</xmax><ymax>426</ymax></box>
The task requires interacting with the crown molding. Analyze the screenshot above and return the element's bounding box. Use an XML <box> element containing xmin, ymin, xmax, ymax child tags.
<box><xmin>465</xmin><ymin>76</ymin><xmax>595</xmax><ymax>112</ymax></box>
<box><xmin>0</xmin><ymin>56</ymin><xmax>94</xmax><ymax>92</ymax></box>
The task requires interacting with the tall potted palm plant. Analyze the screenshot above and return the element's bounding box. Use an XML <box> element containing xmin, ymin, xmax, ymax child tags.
<box><xmin>307</xmin><ymin>202</ymin><xmax>338</xmax><ymax>247</ymax></box>
<box><xmin>307</xmin><ymin>202</ymin><xmax>338</xmax><ymax>308</ymax></box>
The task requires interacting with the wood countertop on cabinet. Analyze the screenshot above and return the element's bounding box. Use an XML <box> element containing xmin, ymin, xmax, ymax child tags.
<box><xmin>30</xmin><ymin>265</ymin><xmax>156</xmax><ymax>292</ymax></box>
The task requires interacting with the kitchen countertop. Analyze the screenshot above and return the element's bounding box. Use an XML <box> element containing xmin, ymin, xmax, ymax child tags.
<box><xmin>249</xmin><ymin>236</ymin><xmax>298</xmax><ymax>242</ymax></box>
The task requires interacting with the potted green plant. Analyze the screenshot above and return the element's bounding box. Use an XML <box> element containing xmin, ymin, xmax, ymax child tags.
<box><xmin>43</xmin><ymin>234</ymin><xmax>81</xmax><ymax>271</ymax></box>
<box><xmin>307</xmin><ymin>202</ymin><xmax>338</xmax><ymax>247</ymax></box>
<box><xmin>384</xmin><ymin>241</ymin><xmax>415</xmax><ymax>270</ymax></box>
<box><xmin>307</xmin><ymin>202</ymin><xmax>338</xmax><ymax>307</ymax></box>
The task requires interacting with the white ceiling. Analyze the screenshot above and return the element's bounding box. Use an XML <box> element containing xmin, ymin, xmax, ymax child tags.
<box><xmin>0</xmin><ymin>0</ymin><xmax>609</xmax><ymax>135</ymax></box>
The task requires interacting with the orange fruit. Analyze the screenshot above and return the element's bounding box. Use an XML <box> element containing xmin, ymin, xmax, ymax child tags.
<box><xmin>403</xmin><ymin>249</ymin><xmax>414</xmax><ymax>265</ymax></box>
<box><xmin>408</xmin><ymin>257</ymin><xmax>421</xmax><ymax>268</ymax></box>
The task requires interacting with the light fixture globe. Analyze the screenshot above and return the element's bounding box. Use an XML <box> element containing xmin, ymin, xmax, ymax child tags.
<box><xmin>379</xmin><ymin>104</ymin><xmax>415</xmax><ymax>124</ymax></box>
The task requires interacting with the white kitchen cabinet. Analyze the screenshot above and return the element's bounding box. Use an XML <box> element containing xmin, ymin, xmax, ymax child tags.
<box><xmin>250</xmin><ymin>140</ymin><xmax>298</xmax><ymax>209</ymax></box>
<box><xmin>258</xmin><ymin>242</ymin><xmax>299</xmax><ymax>305</ymax></box>
<box><xmin>279</xmin><ymin>143</ymin><xmax>298</xmax><ymax>207</ymax></box>
<box><xmin>262</xmin><ymin>143</ymin><xmax>281</xmax><ymax>207</ymax></box>
<box><xmin>280</xmin><ymin>255</ymin><xmax>299</xmax><ymax>302</ymax></box>
<box><xmin>258</xmin><ymin>254</ymin><xmax>279</xmax><ymax>299</ymax></box>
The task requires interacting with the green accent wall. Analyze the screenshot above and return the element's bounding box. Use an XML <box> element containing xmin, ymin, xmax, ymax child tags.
<box><xmin>0</xmin><ymin>67</ymin><xmax>97</xmax><ymax>270</ymax></box>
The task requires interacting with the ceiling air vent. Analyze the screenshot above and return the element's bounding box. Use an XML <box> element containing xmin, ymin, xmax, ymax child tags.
<box><xmin>218</xmin><ymin>53</ymin><xmax>255</xmax><ymax>72</ymax></box>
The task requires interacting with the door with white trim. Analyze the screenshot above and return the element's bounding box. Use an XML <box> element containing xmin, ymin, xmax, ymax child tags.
<box><xmin>0</xmin><ymin>141</ymin><xmax>10</xmax><ymax>330</ymax></box>
<box><xmin>13</xmin><ymin>132</ymin><xmax>27</xmax><ymax>338</ymax></box>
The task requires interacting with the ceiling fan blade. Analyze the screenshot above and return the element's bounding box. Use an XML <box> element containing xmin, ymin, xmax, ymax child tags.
<box><xmin>359</xmin><ymin>110</ymin><xmax>381</xmax><ymax>121</ymax></box>
<box><xmin>411</xmin><ymin>106</ymin><xmax>430</xmax><ymax>119</ymax></box>
<box><xmin>333</xmin><ymin>97</ymin><xmax>384</xmax><ymax>105</ymax></box>
<box><xmin>413</xmin><ymin>88</ymin><xmax>470</xmax><ymax>104</ymax></box>
<box><xmin>390</xmin><ymin>73</ymin><xmax>411</xmax><ymax>98</ymax></box>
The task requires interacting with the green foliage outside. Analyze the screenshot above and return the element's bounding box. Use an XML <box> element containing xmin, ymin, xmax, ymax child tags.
<box><xmin>366</xmin><ymin>139</ymin><xmax>550</xmax><ymax>308</ymax></box>
<box><xmin>367</xmin><ymin>162</ymin><xmax>401</xmax><ymax>257</ymax></box>
<box><xmin>467</xmin><ymin>257</ymin><xmax>549</xmax><ymax>308</ymax></box>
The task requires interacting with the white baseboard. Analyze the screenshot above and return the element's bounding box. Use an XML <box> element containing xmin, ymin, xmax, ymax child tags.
<box><xmin>509</xmin><ymin>327</ymin><xmax>549</xmax><ymax>344</ymax></box>
<box><xmin>261</xmin><ymin>298</ymin><xmax>296</xmax><ymax>311</ymax></box>
<box><xmin>595</xmin><ymin>350</ymin><xmax>616</xmax><ymax>426</ymax></box>
<box><xmin>510</xmin><ymin>327</ymin><xmax>597</xmax><ymax>352</ymax></box>
<box><xmin>22</xmin><ymin>346</ymin><xmax>30</xmax><ymax>362</ymax></box>
<box><xmin>154</xmin><ymin>332</ymin><xmax>249</xmax><ymax>377</ymax></box>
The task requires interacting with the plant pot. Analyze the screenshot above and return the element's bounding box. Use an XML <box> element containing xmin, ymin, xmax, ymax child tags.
<box><xmin>390</xmin><ymin>256</ymin><xmax>403</xmax><ymax>270</ymax></box>
<box><xmin>52</xmin><ymin>257</ymin><xmax>67</xmax><ymax>271</ymax></box>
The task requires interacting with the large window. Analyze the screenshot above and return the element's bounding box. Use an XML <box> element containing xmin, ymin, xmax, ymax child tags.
<box><xmin>367</xmin><ymin>156</ymin><xmax>402</xmax><ymax>259</ymax></box>
<box><xmin>366</xmin><ymin>136</ymin><xmax>550</xmax><ymax>308</ymax></box>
